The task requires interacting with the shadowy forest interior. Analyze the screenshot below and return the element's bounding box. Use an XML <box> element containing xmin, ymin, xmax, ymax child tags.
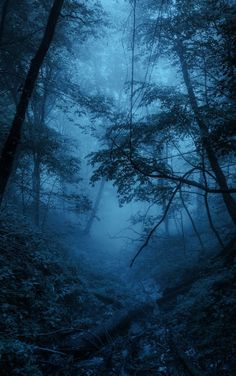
<box><xmin>0</xmin><ymin>0</ymin><xmax>236</xmax><ymax>375</ymax></box>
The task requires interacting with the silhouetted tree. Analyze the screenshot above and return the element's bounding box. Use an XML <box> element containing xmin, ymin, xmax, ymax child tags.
<box><xmin>0</xmin><ymin>0</ymin><xmax>64</xmax><ymax>203</ymax></box>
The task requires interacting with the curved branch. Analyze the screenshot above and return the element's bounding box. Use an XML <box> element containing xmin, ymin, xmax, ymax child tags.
<box><xmin>129</xmin><ymin>168</ymin><xmax>197</xmax><ymax>267</ymax></box>
<box><xmin>111</xmin><ymin>138</ymin><xmax>236</xmax><ymax>194</ymax></box>
<box><xmin>130</xmin><ymin>183</ymin><xmax>180</xmax><ymax>267</ymax></box>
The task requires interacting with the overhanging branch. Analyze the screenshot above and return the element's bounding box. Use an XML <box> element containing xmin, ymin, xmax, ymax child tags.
<box><xmin>111</xmin><ymin>138</ymin><xmax>236</xmax><ymax>194</ymax></box>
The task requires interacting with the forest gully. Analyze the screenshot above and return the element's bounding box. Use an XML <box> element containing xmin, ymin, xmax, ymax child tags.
<box><xmin>0</xmin><ymin>0</ymin><xmax>235</xmax><ymax>375</ymax></box>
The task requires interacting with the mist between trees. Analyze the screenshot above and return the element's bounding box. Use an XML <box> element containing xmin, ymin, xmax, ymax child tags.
<box><xmin>0</xmin><ymin>0</ymin><xmax>235</xmax><ymax>375</ymax></box>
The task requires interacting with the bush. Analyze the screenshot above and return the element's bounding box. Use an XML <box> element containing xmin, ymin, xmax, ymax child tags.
<box><xmin>0</xmin><ymin>213</ymin><xmax>84</xmax><ymax>375</ymax></box>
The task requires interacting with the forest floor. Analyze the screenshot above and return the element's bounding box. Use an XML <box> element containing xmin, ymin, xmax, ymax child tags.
<box><xmin>58</xmin><ymin>256</ymin><xmax>236</xmax><ymax>376</ymax></box>
<box><xmin>0</xmin><ymin>216</ymin><xmax>236</xmax><ymax>375</ymax></box>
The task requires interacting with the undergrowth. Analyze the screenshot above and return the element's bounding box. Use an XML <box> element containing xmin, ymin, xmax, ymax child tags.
<box><xmin>0</xmin><ymin>212</ymin><xmax>84</xmax><ymax>375</ymax></box>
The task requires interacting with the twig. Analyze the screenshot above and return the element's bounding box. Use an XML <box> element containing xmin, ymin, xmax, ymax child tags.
<box><xmin>33</xmin><ymin>345</ymin><xmax>67</xmax><ymax>356</ymax></box>
<box><xmin>34</xmin><ymin>327</ymin><xmax>83</xmax><ymax>337</ymax></box>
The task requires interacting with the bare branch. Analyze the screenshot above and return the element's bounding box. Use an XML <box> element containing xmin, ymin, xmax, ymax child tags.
<box><xmin>60</xmin><ymin>13</ymin><xmax>86</xmax><ymax>24</ymax></box>
<box><xmin>130</xmin><ymin>182</ymin><xmax>180</xmax><ymax>267</ymax></box>
<box><xmin>129</xmin><ymin>167</ymin><xmax>198</xmax><ymax>267</ymax></box>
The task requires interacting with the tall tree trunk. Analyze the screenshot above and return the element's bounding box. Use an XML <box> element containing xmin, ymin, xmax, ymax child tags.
<box><xmin>83</xmin><ymin>178</ymin><xmax>105</xmax><ymax>235</ymax></box>
<box><xmin>163</xmin><ymin>143</ymin><xmax>170</xmax><ymax>236</ymax></box>
<box><xmin>20</xmin><ymin>167</ymin><xmax>26</xmax><ymax>215</ymax></box>
<box><xmin>30</xmin><ymin>70</ymin><xmax>48</xmax><ymax>227</ymax></box>
<box><xmin>32</xmin><ymin>152</ymin><xmax>40</xmax><ymax>226</ymax></box>
<box><xmin>0</xmin><ymin>0</ymin><xmax>64</xmax><ymax>204</ymax></box>
<box><xmin>176</xmin><ymin>38</ymin><xmax>236</xmax><ymax>225</ymax></box>
<box><xmin>0</xmin><ymin>0</ymin><xmax>10</xmax><ymax>44</ymax></box>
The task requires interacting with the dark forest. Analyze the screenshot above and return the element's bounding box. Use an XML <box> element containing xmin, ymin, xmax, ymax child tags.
<box><xmin>0</xmin><ymin>0</ymin><xmax>235</xmax><ymax>375</ymax></box>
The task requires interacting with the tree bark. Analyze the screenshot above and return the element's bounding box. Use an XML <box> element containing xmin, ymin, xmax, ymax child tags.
<box><xmin>0</xmin><ymin>0</ymin><xmax>64</xmax><ymax>204</ymax></box>
<box><xmin>175</xmin><ymin>38</ymin><xmax>236</xmax><ymax>225</ymax></box>
<box><xmin>0</xmin><ymin>0</ymin><xmax>10</xmax><ymax>44</ymax></box>
<box><xmin>31</xmin><ymin>74</ymin><xmax>48</xmax><ymax>227</ymax></box>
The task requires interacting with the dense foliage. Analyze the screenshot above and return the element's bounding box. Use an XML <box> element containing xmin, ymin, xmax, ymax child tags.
<box><xmin>0</xmin><ymin>0</ymin><xmax>235</xmax><ymax>375</ymax></box>
<box><xmin>0</xmin><ymin>213</ymin><xmax>83</xmax><ymax>375</ymax></box>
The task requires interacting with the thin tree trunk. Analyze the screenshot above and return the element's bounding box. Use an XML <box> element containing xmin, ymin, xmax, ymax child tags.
<box><xmin>0</xmin><ymin>0</ymin><xmax>10</xmax><ymax>44</ymax></box>
<box><xmin>173</xmin><ymin>209</ymin><xmax>181</xmax><ymax>235</ymax></box>
<box><xmin>32</xmin><ymin>152</ymin><xmax>40</xmax><ymax>226</ymax></box>
<box><xmin>20</xmin><ymin>167</ymin><xmax>26</xmax><ymax>215</ymax></box>
<box><xmin>163</xmin><ymin>144</ymin><xmax>170</xmax><ymax>236</ymax></box>
<box><xmin>176</xmin><ymin>38</ymin><xmax>236</xmax><ymax>225</ymax></box>
<box><xmin>196</xmin><ymin>172</ymin><xmax>204</xmax><ymax>217</ymax></box>
<box><xmin>31</xmin><ymin>72</ymin><xmax>48</xmax><ymax>227</ymax></box>
<box><xmin>204</xmin><ymin>190</ymin><xmax>224</xmax><ymax>248</ymax></box>
<box><xmin>201</xmin><ymin>165</ymin><xmax>224</xmax><ymax>248</ymax></box>
<box><xmin>179</xmin><ymin>209</ymin><xmax>186</xmax><ymax>257</ymax></box>
<box><xmin>83</xmin><ymin>178</ymin><xmax>105</xmax><ymax>235</ymax></box>
<box><xmin>41</xmin><ymin>178</ymin><xmax>57</xmax><ymax>229</ymax></box>
<box><xmin>0</xmin><ymin>0</ymin><xmax>64</xmax><ymax>204</ymax></box>
<box><xmin>164</xmin><ymin>206</ymin><xmax>170</xmax><ymax>236</ymax></box>
<box><xmin>180</xmin><ymin>190</ymin><xmax>205</xmax><ymax>257</ymax></box>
